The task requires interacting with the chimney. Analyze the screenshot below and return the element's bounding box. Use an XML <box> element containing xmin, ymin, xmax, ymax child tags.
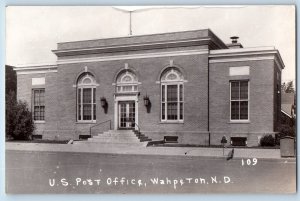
<box><xmin>227</xmin><ymin>36</ymin><xmax>243</xmax><ymax>49</ymax></box>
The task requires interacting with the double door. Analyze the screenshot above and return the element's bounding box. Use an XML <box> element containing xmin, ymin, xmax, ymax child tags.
<box><xmin>118</xmin><ymin>101</ymin><xmax>135</xmax><ymax>129</ymax></box>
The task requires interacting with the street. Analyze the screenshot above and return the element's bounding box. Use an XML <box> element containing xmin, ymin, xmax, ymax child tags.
<box><xmin>6</xmin><ymin>150</ymin><xmax>296</xmax><ymax>194</ymax></box>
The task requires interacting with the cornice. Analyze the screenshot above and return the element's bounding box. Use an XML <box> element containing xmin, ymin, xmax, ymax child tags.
<box><xmin>14</xmin><ymin>64</ymin><xmax>57</xmax><ymax>75</ymax></box>
<box><xmin>209</xmin><ymin>47</ymin><xmax>285</xmax><ymax>70</ymax></box>
<box><xmin>56</xmin><ymin>49</ymin><xmax>209</xmax><ymax>65</ymax></box>
<box><xmin>53</xmin><ymin>37</ymin><xmax>224</xmax><ymax>57</ymax></box>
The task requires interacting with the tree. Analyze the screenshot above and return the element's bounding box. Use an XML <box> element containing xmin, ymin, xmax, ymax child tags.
<box><xmin>5</xmin><ymin>65</ymin><xmax>17</xmax><ymax>95</ymax></box>
<box><xmin>281</xmin><ymin>82</ymin><xmax>286</xmax><ymax>92</ymax></box>
<box><xmin>6</xmin><ymin>91</ymin><xmax>35</xmax><ymax>140</ymax></box>
<box><xmin>6</xmin><ymin>65</ymin><xmax>34</xmax><ymax>140</ymax></box>
<box><xmin>282</xmin><ymin>81</ymin><xmax>295</xmax><ymax>93</ymax></box>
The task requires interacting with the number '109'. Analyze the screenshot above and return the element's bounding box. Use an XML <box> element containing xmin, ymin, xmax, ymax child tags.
<box><xmin>242</xmin><ymin>158</ymin><xmax>258</xmax><ymax>166</ymax></box>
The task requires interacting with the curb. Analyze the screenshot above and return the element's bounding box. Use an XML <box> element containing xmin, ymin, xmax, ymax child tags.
<box><xmin>5</xmin><ymin>142</ymin><xmax>293</xmax><ymax>161</ymax></box>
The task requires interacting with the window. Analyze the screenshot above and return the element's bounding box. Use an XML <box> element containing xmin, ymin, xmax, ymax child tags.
<box><xmin>230</xmin><ymin>81</ymin><xmax>249</xmax><ymax>121</ymax></box>
<box><xmin>161</xmin><ymin>68</ymin><xmax>184</xmax><ymax>121</ymax></box>
<box><xmin>116</xmin><ymin>70</ymin><xmax>138</xmax><ymax>93</ymax></box>
<box><xmin>32</xmin><ymin>89</ymin><xmax>45</xmax><ymax>121</ymax></box>
<box><xmin>77</xmin><ymin>73</ymin><xmax>96</xmax><ymax>122</ymax></box>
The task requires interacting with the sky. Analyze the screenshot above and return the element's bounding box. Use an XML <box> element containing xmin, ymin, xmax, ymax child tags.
<box><xmin>6</xmin><ymin>6</ymin><xmax>295</xmax><ymax>82</ymax></box>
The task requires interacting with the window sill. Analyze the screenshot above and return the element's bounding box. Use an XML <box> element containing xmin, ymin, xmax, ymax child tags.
<box><xmin>228</xmin><ymin>120</ymin><xmax>250</xmax><ymax>124</ymax></box>
<box><xmin>160</xmin><ymin>121</ymin><xmax>184</xmax><ymax>124</ymax></box>
<box><xmin>76</xmin><ymin>121</ymin><xmax>97</xmax><ymax>124</ymax></box>
<box><xmin>34</xmin><ymin>121</ymin><xmax>45</xmax><ymax>124</ymax></box>
<box><xmin>114</xmin><ymin>91</ymin><xmax>140</xmax><ymax>96</ymax></box>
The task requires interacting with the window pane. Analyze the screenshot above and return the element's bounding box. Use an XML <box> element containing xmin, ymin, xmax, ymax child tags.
<box><xmin>162</xmin><ymin>85</ymin><xmax>165</xmax><ymax>102</ymax></box>
<box><xmin>123</xmin><ymin>86</ymin><xmax>132</xmax><ymax>92</ymax></box>
<box><xmin>93</xmin><ymin>88</ymin><xmax>96</xmax><ymax>103</ymax></box>
<box><xmin>240</xmin><ymin>81</ymin><xmax>248</xmax><ymax>99</ymax></box>
<box><xmin>83</xmin><ymin>104</ymin><xmax>91</xmax><ymax>120</ymax></box>
<box><xmin>167</xmin><ymin>103</ymin><xmax>178</xmax><ymax>120</ymax></box>
<box><xmin>34</xmin><ymin>106</ymin><xmax>39</xmax><ymax>120</ymax></box>
<box><xmin>180</xmin><ymin>103</ymin><xmax>183</xmax><ymax>120</ymax></box>
<box><xmin>129</xmin><ymin>103</ymin><xmax>135</xmax><ymax>123</ymax></box>
<box><xmin>83</xmin><ymin>88</ymin><xmax>91</xmax><ymax>103</ymax></box>
<box><xmin>78</xmin><ymin>89</ymin><xmax>81</xmax><ymax>103</ymax></box>
<box><xmin>39</xmin><ymin>90</ymin><xmax>45</xmax><ymax>106</ymax></box>
<box><xmin>82</xmin><ymin>77</ymin><xmax>92</xmax><ymax>84</ymax></box>
<box><xmin>93</xmin><ymin>88</ymin><xmax>96</xmax><ymax>120</ymax></box>
<box><xmin>167</xmin><ymin>85</ymin><xmax>178</xmax><ymax>102</ymax></box>
<box><xmin>33</xmin><ymin>89</ymin><xmax>45</xmax><ymax>121</ymax></box>
<box><xmin>231</xmin><ymin>82</ymin><xmax>239</xmax><ymax>100</ymax></box>
<box><xmin>34</xmin><ymin>90</ymin><xmax>39</xmax><ymax>105</ymax></box>
<box><xmin>162</xmin><ymin>103</ymin><xmax>165</xmax><ymax>120</ymax></box>
<box><xmin>34</xmin><ymin>106</ymin><xmax>40</xmax><ymax>120</ymax></box>
<box><xmin>240</xmin><ymin>101</ymin><xmax>248</xmax><ymax>119</ymax></box>
<box><xmin>93</xmin><ymin>103</ymin><xmax>96</xmax><ymax>120</ymax></box>
<box><xmin>179</xmin><ymin>84</ymin><xmax>183</xmax><ymax>101</ymax></box>
<box><xmin>78</xmin><ymin>87</ymin><xmax>82</xmax><ymax>121</ymax></box>
<box><xmin>40</xmin><ymin>106</ymin><xmax>45</xmax><ymax>120</ymax></box>
<box><xmin>78</xmin><ymin>104</ymin><xmax>81</xmax><ymax>120</ymax></box>
<box><xmin>231</xmin><ymin>101</ymin><xmax>239</xmax><ymax>120</ymax></box>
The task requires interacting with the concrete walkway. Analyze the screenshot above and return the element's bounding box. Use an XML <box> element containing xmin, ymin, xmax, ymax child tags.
<box><xmin>5</xmin><ymin>142</ymin><xmax>289</xmax><ymax>160</ymax></box>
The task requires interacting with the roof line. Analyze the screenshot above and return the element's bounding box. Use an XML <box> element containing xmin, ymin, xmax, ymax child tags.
<box><xmin>281</xmin><ymin>109</ymin><xmax>292</xmax><ymax>118</ymax></box>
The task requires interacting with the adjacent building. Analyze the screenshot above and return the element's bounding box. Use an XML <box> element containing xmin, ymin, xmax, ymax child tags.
<box><xmin>281</xmin><ymin>92</ymin><xmax>296</xmax><ymax>126</ymax></box>
<box><xmin>14</xmin><ymin>29</ymin><xmax>285</xmax><ymax>146</ymax></box>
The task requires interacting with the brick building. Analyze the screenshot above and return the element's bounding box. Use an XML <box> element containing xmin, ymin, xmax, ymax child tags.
<box><xmin>14</xmin><ymin>29</ymin><xmax>284</xmax><ymax>146</ymax></box>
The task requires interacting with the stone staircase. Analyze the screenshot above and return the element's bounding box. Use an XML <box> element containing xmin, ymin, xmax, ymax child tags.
<box><xmin>74</xmin><ymin>130</ymin><xmax>151</xmax><ymax>146</ymax></box>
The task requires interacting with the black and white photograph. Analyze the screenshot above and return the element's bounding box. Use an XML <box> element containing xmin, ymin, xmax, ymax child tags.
<box><xmin>5</xmin><ymin>5</ymin><xmax>296</xmax><ymax>194</ymax></box>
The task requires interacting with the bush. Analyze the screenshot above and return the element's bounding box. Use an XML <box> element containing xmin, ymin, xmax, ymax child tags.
<box><xmin>278</xmin><ymin>124</ymin><xmax>295</xmax><ymax>137</ymax></box>
<box><xmin>6</xmin><ymin>91</ymin><xmax>35</xmax><ymax>140</ymax></box>
<box><xmin>275</xmin><ymin>124</ymin><xmax>295</xmax><ymax>145</ymax></box>
<box><xmin>260</xmin><ymin>134</ymin><xmax>275</xmax><ymax>147</ymax></box>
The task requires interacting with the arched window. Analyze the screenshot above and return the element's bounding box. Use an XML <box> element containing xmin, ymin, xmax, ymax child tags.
<box><xmin>161</xmin><ymin>67</ymin><xmax>184</xmax><ymax>121</ymax></box>
<box><xmin>116</xmin><ymin>70</ymin><xmax>138</xmax><ymax>93</ymax></box>
<box><xmin>77</xmin><ymin>72</ymin><xmax>96</xmax><ymax>122</ymax></box>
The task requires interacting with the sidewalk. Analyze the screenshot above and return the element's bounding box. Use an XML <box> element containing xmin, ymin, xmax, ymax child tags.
<box><xmin>5</xmin><ymin>142</ymin><xmax>289</xmax><ymax>160</ymax></box>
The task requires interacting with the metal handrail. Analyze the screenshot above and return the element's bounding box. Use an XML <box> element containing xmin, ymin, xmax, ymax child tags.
<box><xmin>132</xmin><ymin>122</ymin><xmax>141</xmax><ymax>138</ymax></box>
<box><xmin>89</xmin><ymin>120</ymin><xmax>111</xmax><ymax>136</ymax></box>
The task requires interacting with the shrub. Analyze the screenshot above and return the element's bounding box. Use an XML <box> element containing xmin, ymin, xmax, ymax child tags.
<box><xmin>279</xmin><ymin>124</ymin><xmax>295</xmax><ymax>137</ymax></box>
<box><xmin>275</xmin><ymin>124</ymin><xmax>295</xmax><ymax>145</ymax></box>
<box><xmin>6</xmin><ymin>91</ymin><xmax>35</xmax><ymax>140</ymax></box>
<box><xmin>260</xmin><ymin>134</ymin><xmax>275</xmax><ymax>147</ymax></box>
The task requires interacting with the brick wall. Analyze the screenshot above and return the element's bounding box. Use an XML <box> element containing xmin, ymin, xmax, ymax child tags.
<box><xmin>55</xmin><ymin>52</ymin><xmax>209</xmax><ymax>142</ymax></box>
<box><xmin>209</xmin><ymin>59</ymin><xmax>276</xmax><ymax>146</ymax></box>
<box><xmin>17</xmin><ymin>72</ymin><xmax>59</xmax><ymax>138</ymax></box>
<box><xmin>273</xmin><ymin>61</ymin><xmax>282</xmax><ymax>132</ymax></box>
<box><xmin>16</xmin><ymin>56</ymin><xmax>279</xmax><ymax>146</ymax></box>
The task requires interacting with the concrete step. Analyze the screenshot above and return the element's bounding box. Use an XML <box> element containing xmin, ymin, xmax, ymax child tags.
<box><xmin>97</xmin><ymin>133</ymin><xmax>137</xmax><ymax>137</ymax></box>
<box><xmin>88</xmin><ymin>137</ymin><xmax>140</xmax><ymax>143</ymax></box>
<box><xmin>89</xmin><ymin>135</ymin><xmax>139</xmax><ymax>140</ymax></box>
<box><xmin>140</xmin><ymin>138</ymin><xmax>151</xmax><ymax>142</ymax></box>
<box><xmin>87</xmin><ymin>140</ymin><xmax>141</xmax><ymax>144</ymax></box>
<box><xmin>107</xmin><ymin>130</ymin><xmax>136</xmax><ymax>134</ymax></box>
<box><xmin>137</xmin><ymin>136</ymin><xmax>151</xmax><ymax>140</ymax></box>
<box><xmin>75</xmin><ymin>129</ymin><xmax>152</xmax><ymax>147</ymax></box>
<box><xmin>73</xmin><ymin>140</ymin><xmax>148</xmax><ymax>147</ymax></box>
<box><xmin>89</xmin><ymin>137</ymin><xmax>140</xmax><ymax>142</ymax></box>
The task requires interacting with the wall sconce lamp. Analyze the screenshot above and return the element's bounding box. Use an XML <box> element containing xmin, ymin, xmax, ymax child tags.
<box><xmin>100</xmin><ymin>97</ymin><xmax>107</xmax><ymax>108</ymax></box>
<box><xmin>143</xmin><ymin>95</ymin><xmax>150</xmax><ymax>107</ymax></box>
<box><xmin>144</xmin><ymin>95</ymin><xmax>151</xmax><ymax>113</ymax></box>
<box><xmin>100</xmin><ymin>97</ymin><xmax>108</xmax><ymax>114</ymax></box>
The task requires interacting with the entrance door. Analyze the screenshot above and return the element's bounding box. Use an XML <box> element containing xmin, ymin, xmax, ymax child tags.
<box><xmin>118</xmin><ymin>101</ymin><xmax>135</xmax><ymax>129</ymax></box>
